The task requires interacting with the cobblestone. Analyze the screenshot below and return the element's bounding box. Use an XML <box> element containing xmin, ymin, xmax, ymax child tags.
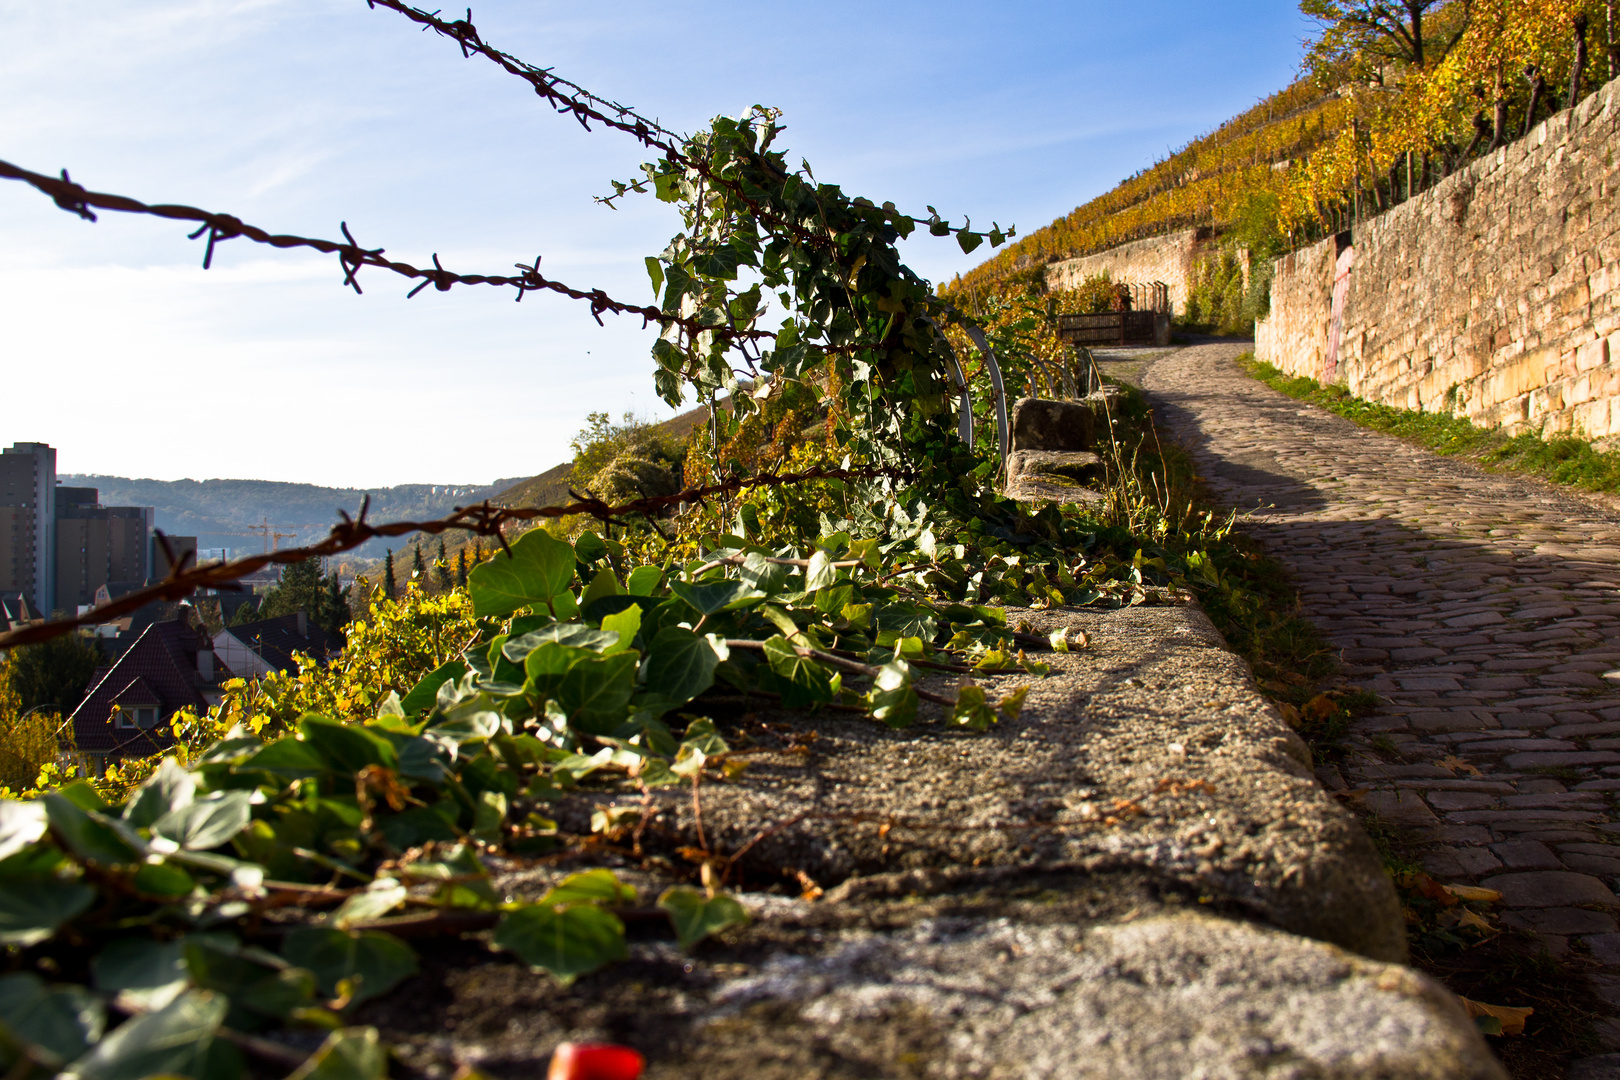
<box><xmin>1142</xmin><ymin>343</ymin><xmax>1620</xmax><ymax>1056</ymax></box>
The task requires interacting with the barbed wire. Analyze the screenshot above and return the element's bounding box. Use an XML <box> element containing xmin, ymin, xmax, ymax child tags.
<box><xmin>366</xmin><ymin>1</ymin><xmax>1012</xmax><ymax>249</ymax></box>
<box><xmin>0</xmin><ymin>158</ymin><xmax>774</xmax><ymax>340</ymax></box>
<box><xmin>0</xmin><ymin>464</ymin><xmax>913</xmax><ymax>651</ymax></box>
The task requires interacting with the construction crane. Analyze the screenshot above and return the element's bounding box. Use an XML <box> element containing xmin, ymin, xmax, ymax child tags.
<box><xmin>247</xmin><ymin>518</ymin><xmax>301</xmax><ymax>554</ymax></box>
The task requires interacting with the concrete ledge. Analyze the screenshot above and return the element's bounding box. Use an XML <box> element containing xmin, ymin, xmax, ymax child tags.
<box><xmin>375</xmin><ymin>603</ymin><xmax>1504</xmax><ymax>1078</ymax></box>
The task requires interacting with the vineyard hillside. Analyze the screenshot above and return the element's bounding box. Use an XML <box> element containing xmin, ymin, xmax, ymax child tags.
<box><xmin>953</xmin><ymin>77</ymin><xmax>1342</xmax><ymax>293</ymax></box>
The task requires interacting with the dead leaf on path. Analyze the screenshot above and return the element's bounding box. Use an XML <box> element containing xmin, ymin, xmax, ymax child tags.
<box><xmin>1275</xmin><ymin>702</ymin><xmax>1301</xmax><ymax>728</ymax></box>
<box><xmin>1460</xmin><ymin>997</ymin><xmax>1533</xmax><ymax>1036</ymax></box>
<box><xmin>1435</xmin><ymin>754</ymin><xmax>1483</xmax><ymax>777</ymax></box>
<box><xmin>1444</xmin><ymin>884</ymin><xmax>1503</xmax><ymax>904</ymax></box>
<box><xmin>1456</xmin><ymin>909</ymin><xmax>1498</xmax><ymax>933</ymax></box>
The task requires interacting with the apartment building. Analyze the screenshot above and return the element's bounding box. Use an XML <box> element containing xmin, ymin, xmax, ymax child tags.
<box><xmin>0</xmin><ymin>442</ymin><xmax>56</xmax><ymax>615</ymax></box>
<box><xmin>0</xmin><ymin>442</ymin><xmax>177</xmax><ymax>616</ymax></box>
<box><xmin>55</xmin><ymin>486</ymin><xmax>154</xmax><ymax>611</ymax></box>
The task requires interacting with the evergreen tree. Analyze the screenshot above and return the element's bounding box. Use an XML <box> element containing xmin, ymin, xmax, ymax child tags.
<box><xmin>258</xmin><ymin>558</ymin><xmax>324</xmax><ymax>621</ymax></box>
<box><xmin>436</xmin><ymin>539</ymin><xmax>452</xmax><ymax>591</ymax></box>
<box><xmin>412</xmin><ymin>545</ymin><xmax>426</xmax><ymax>584</ymax></box>
<box><xmin>456</xmin><ymin>549</ymin><xmax>468</xmax><ymax>586</ymax></box>
<box><xmin>320</xmin><ymin>569</ymin><xmax>349</xmax><ymax>639</ymax></box>
<box><xmin>4</xmin><ymin>632</ymin><xmax>103</xmax><ymax>716</ymax></box>
<box><xmin>384</xmin><ymin>549</ymin><xmax>397</xmax><ymax>599</ymax></box>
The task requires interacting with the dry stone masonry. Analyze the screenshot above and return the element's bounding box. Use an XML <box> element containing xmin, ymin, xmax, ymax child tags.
<box><xmin>1256</xmin><ymin>74</ymin><xmax>1620</xmax><ymax>443</ymax></box>
<box><xmin>1045</xmin><ymin>228</ymin><xmax>1222</xmax><ymax>317</ymax></box>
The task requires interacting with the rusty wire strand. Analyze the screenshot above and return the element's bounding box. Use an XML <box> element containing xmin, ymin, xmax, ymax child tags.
<box><xmin>365</xmin><ymin>0</ymin><xmax>1011</xmax><ymax>247</ymax></box>
<box><xmin>0</xmin><ymin>464</ymin><xmax>912</xmax><ymax>651</ymax></box>
<box><xmin>0</xmin><ymin>157</ymin><xmax>774</xmax><ymax>340</ymax></box>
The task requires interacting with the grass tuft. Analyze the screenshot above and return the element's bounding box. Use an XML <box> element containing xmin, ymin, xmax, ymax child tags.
<box><xmin>1241</xmin><ymin>355</ymin><xmax>1620</xmax><ymax>494</ymax></box>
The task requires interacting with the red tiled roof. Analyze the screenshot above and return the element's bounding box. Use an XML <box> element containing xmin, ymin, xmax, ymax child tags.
<box><xmin>70</xmin><ymin>621</ymin><xmax>213</xmax><ymax>758</ymax></box>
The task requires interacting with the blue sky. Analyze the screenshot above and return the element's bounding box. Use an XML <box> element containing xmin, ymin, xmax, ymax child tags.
<box><xmin>1</xmin><ymin>0</ymin><xmax>1309</xmax><ymax>488</ymax></box>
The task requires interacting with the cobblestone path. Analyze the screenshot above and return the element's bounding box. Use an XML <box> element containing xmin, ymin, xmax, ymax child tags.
<box><xmin>1142</xmin><ymin>342</ymin><xmax>1620</xmax><ymax>1048</ymax></box>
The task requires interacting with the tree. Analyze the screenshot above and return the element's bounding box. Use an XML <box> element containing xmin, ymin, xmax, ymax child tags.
<box><xmin>436</xmin><ymin>539</ymin><xmax>452</xmax><ymax>591</ymax></box>
<box><xmin>1302</xmin><ymin>0</ymin><xmax>1471</xmax><ymax>74</ymax></box>
<box><xmin>258</xmin><ymin>557</ymin><xmax>324</xmax><ymax>621</ymax></box>
<box><xmin>320</xmin><ymin>569</ymin><xmax>350</xmax><ymax>638</ymax></box>
<box><xmin>384</xmin><ymin>549</ymin><xmax>397</xmax><ymax>599</ymax></box>
<box><xmin>412</xmin><ymin>545</ymin><xmax>426</xmax><ymax>583</ymax></box>
<box><xmin>2</xmin><ymin>632</ymin><xmax>103</xmax><ymax>716</ymax></box>
<box><xmin>456</xmin><ymin>549</ymin><xmax>468</xmax><ymax>587</ymax></box>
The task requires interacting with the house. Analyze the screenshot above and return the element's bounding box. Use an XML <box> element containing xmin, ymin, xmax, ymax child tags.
<box><xmin>69</xmin><ymin>620</ymin><xmax>226</xmax><ymax>765</ymax></box>
<box><xmin>0</xmin><ymin>590</ymin><xmax>38</xmax><ymax>630</ymax></box>
<box><xmin>213</xmin><ymin>611</ymin><xmax>343</xmax><ymax>678</ymax></box>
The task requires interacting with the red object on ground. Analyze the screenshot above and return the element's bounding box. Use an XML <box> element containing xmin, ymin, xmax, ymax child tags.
<box><xmin>546</xmin><ymin>1042</ymin><xmax>645</xmax><ymax>1080</ymax></box>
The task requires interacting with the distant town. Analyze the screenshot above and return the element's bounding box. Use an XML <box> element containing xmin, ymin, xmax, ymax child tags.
<box><xmin>2</xmin><ymin>441</ymin><xmax>348</xmax><ymax>769</ymax></box>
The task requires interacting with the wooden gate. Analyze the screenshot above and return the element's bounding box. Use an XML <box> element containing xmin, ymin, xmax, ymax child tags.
<box><xmin>1054</xmin><ymin>281</ymin><xmax>1169</xmax><ymax>346</ymax></box>
<box><xmin>1056</xmin><ymin>310</ymin><xmax>1159</xmax><ymax>346</ymax></box>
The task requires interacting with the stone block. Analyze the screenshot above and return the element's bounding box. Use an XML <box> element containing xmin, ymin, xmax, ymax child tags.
<box><xmin>1490</xmin><ymin>840</ymin><xmax>1563</xmax><ymax>870</ymax></box>
<box><xmin>1478</xmin><ymin>870</ymin><xmax>1620</xmax><ymax>908</ymax></box>
<box><xmin>1520</xmin><ymin>907</ymin><xmax>1618</xmax><ymax>934</ymax></box>
<box><xmin>1362</xmin><ymin>789</ymin><xmax>1440</xmax><ymax>827</ymax></box>
<box><xmin>1009</xmin><ymin>397</ymin><xmax>1099</xmax><ymax>454</ymax></box>
<box><xmin>1578</xmin><ymin>335</ymin><xmax>1611</xmax><ymax>372</ymax></box>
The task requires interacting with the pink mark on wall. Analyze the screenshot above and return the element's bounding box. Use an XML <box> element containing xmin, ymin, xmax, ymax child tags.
<box><xmin>1325</xmin><ymin>244</ymin><xmax>1355</xmax><ymax>383</ymax></box>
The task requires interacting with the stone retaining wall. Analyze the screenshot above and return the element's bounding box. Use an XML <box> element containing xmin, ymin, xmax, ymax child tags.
<box><xmin>1255</xmin><ymin>74</ymin><xmax>1620</xmax><ymax>442</ymax></box>
<box><xmin>382</xmin><ymin>601</ymin><xmax>1505</xmax><ymax>1078</ymax></box>
<box><xmin>1045</xmin><ymin>228</ymin><xmax>1213</xmax><ymax>315</ymax></box>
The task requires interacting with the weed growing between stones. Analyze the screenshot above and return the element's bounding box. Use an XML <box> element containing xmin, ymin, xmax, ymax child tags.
<box><xmin>1243</xmin><ymin>355</ymin><xmax>1620</xmax><ymax>495</ymax></box>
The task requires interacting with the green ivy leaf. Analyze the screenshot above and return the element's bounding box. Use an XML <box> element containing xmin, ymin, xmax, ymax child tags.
<box><xmin>493</xmin><ymin>904</ymin><xmax>626</xmax><ymax>984</ymax></box>
<box><xmin>643</xmin><ymin>627</ymin><xmax>720</xmax><ymax>708</ymax></box>
<box><xmin>133</xmin><ymin>860</ymin><xmax>195</xmax><ymax>897</ymax></box>
<box><xmin>599</xmin><ymin>604</ymin><xmax>643</xmax><ymax>656</ymax></box>
<box><xmin>63</xmin><ymin>989</ymin><xmax>232</xmax><ymax>1080</ymax></box>
<box><xmin>541</xmin><ymin>869</ymin><xmax>638</xmax><ymax>908</ymax></box>
<box><xmin>92</xmin><ymin>939</ymin><xmax>188</xmax><ymax>1013</ymax></box>
<box><xmin>658</xmin><ymin>887</ymin><xmax>749</xmax><ymax>949</ymax></box>
<box><xmin>555</xmin><ymin>651</ymin><xmax>641</xmax><ymax>735</ymax></box>
<box><xmin>281</xmin><ymin>929</ymin><xmax>418</xmax><ymax>1006</ymax></box>
<box><xmin>285</xmin><ymin>1028</ymin><xmax>387</xmax><ymax>1080</ymax></box>
<box><xmin>503</xmin><ymin>623</ymin><xmax>620</xmax><ymax>662</ymax></box>
<box><xmin>865</xmin><ymin>660</ymin><xmax>918</xmax><ymax>729</ymax></box>
<box><xmin>950</xmin><ymin>684</ymin><xmax>997</xmax><ymax>731</ymax></box>
<box><xmin>0</xmin><ymin>973</ymin><xmax>104</xmax><ymax>1068</ymax></box>
<box><xmin>669</xmin><ymin>578</ymin><xmax>765</xmax><ymax>615</ymax></box>
<box><xmin>152</xmin><ymin>792</ymin><xmax>253</xmax><ymax>852</ymax></box>
<box><xmin>579</xmin><ymin>567</ymin><xmax>623</xmax><ymax>614</ymax></box>
<box><xmin>297</xmin><ymin>716</ymin><xmax>399</xmax><ymax>773</ymax></box>
<box><xmin>122</xmin><ymin>759</ymin><xmax>197</xmax><ymax>829</ymax></box>
<box><xmin>761</xmin><ymin>636</ymin><xmax>834</xmax><ymax>707</ymax></box>
<box><xmin>42</xmin><ymin>795</ymin><xmax>140</xmax><ymax>867</ymax></box>
<box><xmin>467</xmin><ymin>528</ymin><xmax>576</xmax><ymax>616</ymax></box>
<box><xmin>400</xmin><ymin>660</ymin><xmax>469</xmax><ymax>717</ymax></box>
<box><xmin>243</xmin><ymin>737</ymin><xmax>328</xmax><ymax>780</ymax></box>
<box><xmin>0</xmin><ymin>801</ymin><xmax>46</xmax><ymax>862</ymax></box>
<box><xmin>680</xmin><ymin>718</ymin><xmax>730</xmax><ymax>756</ymax></box>
<box><xmin>626</xmin><ymin>565</ymin><xmax>664</xmax><ymax>596</ymax></box>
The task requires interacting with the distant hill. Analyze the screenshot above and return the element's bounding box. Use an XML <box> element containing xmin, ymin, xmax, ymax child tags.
<box><xmin>64</xmin><ymin>475</ymin><xmax>528</xmax><ymax>563</ymax></box>
<box><xmin>360</xmin><ymin>399</ymin><xmax>719</xmax><ymax>577</ymax></box>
